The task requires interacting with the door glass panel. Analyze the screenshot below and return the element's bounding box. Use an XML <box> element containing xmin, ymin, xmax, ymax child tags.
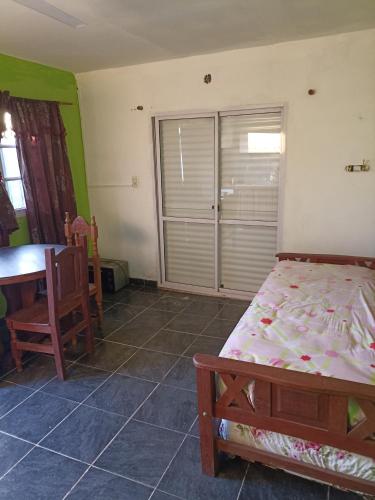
<box><xmin>220</xmin><ymin>112</ymin><xmax>281</xmax><ymax>222</ymax></box>
<box><xmin>160</xmin><ymin>117</ymin><xmax>215</xmax><ymax>219</ymax></box>
<box><xmin>164</xmin><ymin>221</ymin><xmax>215</xmax><ymax>288</ymax></box>
<box><xmin>220</xmin><ymin>224</ymin><xmax>277</xmax><ymax>292</ymax></box>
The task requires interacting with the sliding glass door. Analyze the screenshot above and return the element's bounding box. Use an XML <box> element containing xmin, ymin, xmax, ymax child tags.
<box><xmin>219</xmin><ymin>111</ymin><xmax>281</xmax><ymax>293</ymax></box>
<box><xmin>155</xmin><ymin>107</ymin><xmax>283</xmax><ymax>297</ymax></box>
<box><xmin>156</xmin><ymin>114</ymin><xmax>218</xmax><ymax>289</ymax></box>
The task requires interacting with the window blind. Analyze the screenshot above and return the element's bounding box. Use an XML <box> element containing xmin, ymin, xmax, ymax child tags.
<box><xmin>160</xmin><ymin>117</ymin><xmax>215</xmax><ymax>219</ymax></box>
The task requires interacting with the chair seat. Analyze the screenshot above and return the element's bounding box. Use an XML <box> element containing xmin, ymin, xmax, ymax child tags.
<box><xmin>7</xmin><ymin>299</ymin><xmax>50</xmax><ymax>326</ymax></box>
<box><xmin>7</xmin><ymin>293</ymin><xmax>83</xmax><ymax>329</ymax></box>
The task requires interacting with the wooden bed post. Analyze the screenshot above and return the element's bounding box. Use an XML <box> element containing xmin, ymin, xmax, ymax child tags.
<box><xmin>196</xmin><ymin>366</ymin><xmax>219</xmax><ymax>476</ymax></box>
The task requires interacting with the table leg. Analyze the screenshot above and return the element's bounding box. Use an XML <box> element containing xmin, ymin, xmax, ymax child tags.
<box><xmin>2</xmin><ymin>281</ymin><xmax>38</xmax><ymax>313</ymax></box>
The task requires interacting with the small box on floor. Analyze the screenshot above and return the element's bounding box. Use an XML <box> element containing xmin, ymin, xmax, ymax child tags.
<box><xmin>89</xmin><ymin>259</ymin><xmax>129</xmax><ymax>293</ymax></box>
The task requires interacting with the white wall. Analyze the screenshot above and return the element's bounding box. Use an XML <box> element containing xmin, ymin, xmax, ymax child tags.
<box><xmin>77</xmin><ymin>29</ymin><xmax>375</xmax><ymax>280</ymax></box>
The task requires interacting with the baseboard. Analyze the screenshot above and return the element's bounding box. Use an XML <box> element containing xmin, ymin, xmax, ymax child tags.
<box><xmin>129</xmin><ymin>278</ymin><xmax>158</xmax><ymax>288</ymax></box>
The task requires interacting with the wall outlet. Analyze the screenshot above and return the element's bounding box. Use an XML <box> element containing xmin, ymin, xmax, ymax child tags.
<box><xmin>132</xmin><ymin>176</ymin><xmax>138</xmax><ymax>188</ymax></box>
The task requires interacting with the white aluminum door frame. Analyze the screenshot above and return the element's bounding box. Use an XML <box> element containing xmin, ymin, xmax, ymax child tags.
<box><xmin>154</xmin><ymin>105</ymin><xmax>285</xmax><ymax>299</ymax></box>
<box><xmin>154</xmin><ymin>112</ymin><xmax>219</xmax><ymax>293</ymax></box>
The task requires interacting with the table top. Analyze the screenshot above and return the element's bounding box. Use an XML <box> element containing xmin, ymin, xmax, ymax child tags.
<box><xmin>0</xmin><ymin>244</ymin><xmax>65</xmax><ymax>285</ymax></box>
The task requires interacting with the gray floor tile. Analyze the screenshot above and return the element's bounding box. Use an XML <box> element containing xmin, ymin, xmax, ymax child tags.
<box><xmin>107</xmin><ymin>311</ymin><xmax>177</xmax><ymax>346</ymax></box>
<box><xmin>183</xmin><ymin>301</ymin><xmax>224</xmax><ymax>318</ymax></box>
<box><xmin>106</xmin><ymin>289</ymin><xmax>134</xmax><ymax>303</ymax></box>
<box><xmin>239</xmin><ymin>462</ymin><xmax>328</xmax><ymax>500</ymax></box>
<box><xmin>135</xmin><ymin>385</ymin><xmax>197</xmax><ymax>433</ymax></box>
<box><xmin>144</xmin><ymin>330</ymin><xmax>197</xmax><ymax>355</ymax></box>
<box><xmin>224</xmin><ymin>298</ymin><xmax>250</xmax><ymax>306</ymax></box>
<box><xmin>152</xmin><ymin>492</ymin><xmax>177</xmax><ymax>500</ymax></box>
<box><xmin>96</xmin><ymin>420</ymin><xmax>184</xmax><ymax>487</ymax></box>
<box><xmin>41</xmin><ymin>405</ymin><xmax>125</xmax><ymax>463</ymax></box>
<box><xmin>94</xmin><ymin>317</ymin><xmax>124</xmax><ymax>339</ymax></box>
<box><xmin>68</xmin><ymin>467</ymin><xmax>152</xmax><ymax>499</ymax></box>
<box><xmin>118</xmin><ymin>350</ymin><xmax>178</xmax><ymax>382</ymax></box>
<box><xmin>85</xmin><ymin>374</ymin><xmax>156</xmax><ymax>416</ymax></box>
<box><xmin>64</xmin><ymin>336</ymin><xmax>101</xmax><ymax>362</ymax></box>
<box><xmin>152</xmin><ymin>295</ymin><xmax>190</xmax><ymax>313</ymax></box>
<box><xmin>191</xmin><ymin>294</ymin><xmax>227</xmax><ymax>303</ymax></box>
<box><xmin>142</xmin><ymin>287</ymin><xmax>166</xmax><ymax>296</ymax></box>
<box><xmin>188</xmin><ymin>418</ymin><xmax>199</xmax><ymax>437</ymax></box>
<box><xmin>105</xmin><ymin>303</ymin><xmax>143</xmax><ymax>322</ymax></box>
<box><xmin>42</xmin><ymin>364</ymin><xmax>110</xmax><ymax>403</ymax></box>
<box><xmin>115</xmin><ymin>291</ymin><xmax>161</xmax><ymax>307</ymax></box>
<box><xmin>184</xmin><ymin>336</ymin><xmax>226</xmax><ymax>357</ymax></box>
<box><xmin>165</xmin><ymin>291</ymin><xmax>197</xmax><ymax>301</ymax></box>
<box><xmin>201</xmin><ymin>318</ymin><xmax>238</xmax><ymax>339</ymax></box>
<box><xmin>131</xmin><ymin>309</ymin><xmax>177</xmax><ymax>329</ymax></box>
<box><xmin>2</xmin><ymin>355</ymin><xmax>58</xmax><ymax>389</ymax></box>
<box><xmin>0</xmin><ymin>432</ymin><xmax>32</xmax><ymax>476</ymax></box>
<box><xmin>159</xmin><ymin>436</ymin><xmax>246</xmax><ymax>500</ymax></box>
<box><xmin>166</xmin><ymin>313</ymin><xmax>212</xmax><ymax>334</ymax></box>
<box><xmin>107</xmin><ymin>325</ymin><xmax>159</xmax><ymax>347</ymax></box>
<box><xmin>77</xmin><ymin>341</ymin><xmax>137</xmax><ymax>372</ymax></box>
<box><xmin>0</xmin><ymin>391</ymin><xmax>77</xmax><ymax>443</ymax></box>
<box><xmin>217</xmin><ymin>304</ymin><xmax>248</xmax><ymax>321</ymax></box>
<box><xmin>0</xmin><ymin>380</ymin><xmax>34</xmax><ymax>418</ymax></box>
<box><xmin>0</xmin><ymin>447</ymin><xmax>86</xmax><ymax>500</ymax></box>
<box><xmin>163</xmin><ymin>357</ymin><xmax>196</xmax><ymax>391</ymax></box>
<box><xmin>103</xmin><ymin>299</ymin><xmax>115</xmax><ymax>310</ymax></box>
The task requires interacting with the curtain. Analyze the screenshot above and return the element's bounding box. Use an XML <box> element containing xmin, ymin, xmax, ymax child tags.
<box><xmin>2</xmin><ymin>92</ymin><xmax>77</xmax><ymax>244</ymax></box>
<box><xmin>0</xmin><ymin>175</ymin><xmax>18</xmax><ymax>247</ymax></box>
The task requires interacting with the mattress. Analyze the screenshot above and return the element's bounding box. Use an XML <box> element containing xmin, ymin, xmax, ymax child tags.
<box><xmin>219</xmin><ymin>259</ymin><xmax>375</xmax><ymax>482</ymax></box>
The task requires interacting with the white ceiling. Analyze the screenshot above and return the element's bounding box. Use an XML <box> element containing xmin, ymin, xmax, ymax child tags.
<box><xmin>1</xmin><ymin>0</ymin><xmax>375</xmax><ymax>73</ymax></box>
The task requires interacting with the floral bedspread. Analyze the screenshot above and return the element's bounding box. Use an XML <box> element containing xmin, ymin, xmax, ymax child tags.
<box><xmin>219</xmin><ymin>260</ymin><xmax>375</xmax><ymax>482</ymax></box>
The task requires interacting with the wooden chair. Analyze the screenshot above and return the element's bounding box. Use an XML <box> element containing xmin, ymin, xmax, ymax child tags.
<box><xmin>6</xmin><ymin>243</ymin><xmax>94</xmax><ymax>380</ymax></box>
<box><xmin>64</xmin><ymin>213</ymin><xmax>103</xmax><ymax>327</ymax></box>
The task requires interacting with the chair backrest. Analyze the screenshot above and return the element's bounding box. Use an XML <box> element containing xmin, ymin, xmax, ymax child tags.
<box><xmin>64</xmin><ymin>212</ymin><xmax>102</xmax><ymax>300</ymax></box>
<box><xmin>45</xmin><ymin>240</ymin><xmax>89</xmax><ymax>327</ymax></box>
<box><xmin>64</xmin><ymin>213</ymin><xmax>98</xmax><ymax>250</ymax></box>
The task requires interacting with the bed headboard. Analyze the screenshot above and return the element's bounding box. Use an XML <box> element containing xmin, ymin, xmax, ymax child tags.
<box><xmin>276</xmin><ymin>253</ymin><xmax>375</xmax><ymax>270</ymax></box>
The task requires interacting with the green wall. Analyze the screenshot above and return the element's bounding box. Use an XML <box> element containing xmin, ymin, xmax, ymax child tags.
<box><xmin>0</xmin><ymin>53</ymin><xmax>90</xmax><ymax>315</ymax></box>
<box><xmin>0</xmin><ymin>52</ymin><xmax>90</xmax><ymax>237</ymax></box>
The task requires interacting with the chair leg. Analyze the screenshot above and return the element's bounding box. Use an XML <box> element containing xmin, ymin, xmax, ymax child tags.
<box><xmin>95</xmin><ymin>294</ymin><xmax>103</xmax><ymax>328</ymax></box>
<box><xmin>71</xmin><ymin>335</ymin><xmax>78</xmax><ymax>351</ymax></box>
<box><xmin>50</xmin><ymin>327</ymin><xmax>66</xmax><ymax>380</ymax></box>
<box><xmin>82</xmin><ymin>298</ymin><xmax>95</xmax><ymax>354</ymax></box>
<box><xmin>8</xmin><ymin>324</ymin><xmax>22</xmax><ymax>372</ymax></box>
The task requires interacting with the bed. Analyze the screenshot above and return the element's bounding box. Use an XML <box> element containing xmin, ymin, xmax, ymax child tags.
<box><xmin>193</xmin><ymin>253</ymin><xmax>375</xmax><ymax>496</ymax></box>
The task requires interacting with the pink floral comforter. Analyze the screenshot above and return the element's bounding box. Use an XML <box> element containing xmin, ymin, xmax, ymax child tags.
<box><xmin>219</xmin><ymin>260</ymin><xmax>375</xmax><ymax>483</ymax></box>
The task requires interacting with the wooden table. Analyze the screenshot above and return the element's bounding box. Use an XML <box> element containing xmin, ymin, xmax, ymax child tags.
<box><xmin>0</xmin><ymin>244</ymin><xmax>65</xmax><ymax>371</ymax></box>
<box><xmin>0</xmin><ymin>244</ymin><xmax>66</xmax><ymax>312</ymax></box>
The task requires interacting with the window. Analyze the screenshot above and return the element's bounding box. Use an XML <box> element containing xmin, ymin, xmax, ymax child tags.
<box><xmin>0</xmin><ymin>112</ymin><xmax>26</xmax><ymax>211</ymax></box>
<box><xmin>247</xmin><ymin>132</ymin><xmax>281</xmax><ymax>153</ymax></box>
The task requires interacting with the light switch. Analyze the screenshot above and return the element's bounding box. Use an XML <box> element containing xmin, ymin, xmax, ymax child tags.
<box><xmin>132</xmin><ymin>176</ymin><xmax>138</xmax><ymax>188</ymax></box>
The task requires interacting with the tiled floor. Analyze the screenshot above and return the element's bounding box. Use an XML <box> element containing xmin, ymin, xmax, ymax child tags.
<box><xmin>0</xmin><ymin>285</ymin><xmax>362</xmax><ymax>499</ymax></box>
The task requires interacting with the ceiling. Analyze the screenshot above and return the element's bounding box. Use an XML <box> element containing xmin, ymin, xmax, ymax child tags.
<box><xmin>1</xmin><ymin>0</ymin><xmax>375</xmax><ymax>73</ymax></box>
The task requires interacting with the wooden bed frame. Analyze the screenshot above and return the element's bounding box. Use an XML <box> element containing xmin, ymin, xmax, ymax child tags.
<box><xmin>193</xmin><ymin>253</ymin><xmax>375</xmax><ymax>496</ymax></box>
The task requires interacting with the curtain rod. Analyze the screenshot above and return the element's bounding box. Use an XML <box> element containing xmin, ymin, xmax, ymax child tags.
<box><xmin>1</xmin><ymin>90</ymin><xmax>73</xmax><ymax>106</ymax></box>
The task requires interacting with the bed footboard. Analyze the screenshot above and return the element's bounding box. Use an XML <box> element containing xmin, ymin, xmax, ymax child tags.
<box><xmin>193</xmin><ymin>353</ymin><xmax>375</xmax><ymax>495</ymax></box>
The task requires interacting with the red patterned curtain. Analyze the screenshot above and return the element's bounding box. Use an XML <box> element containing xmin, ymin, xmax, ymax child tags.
<box><xmin>4</xmin><ymin>93</ymin><xmax>77</xmax><ymax>244</ymax></box>
<box><xmin>0</xmin><ymin>175</ymin><xmax>18</xmax><ymax>247</ymax></box>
